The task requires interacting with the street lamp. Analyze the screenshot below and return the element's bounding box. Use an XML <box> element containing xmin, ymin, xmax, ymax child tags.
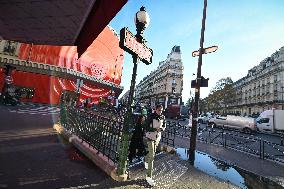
<box><xmin>117</xmin><ymin>6</ymin><xmax>151</xmax><ymax>178</ymax></box>
<box><xmin>127</xmin><ymin>6</ymin><xmax>150</xmax><ymax>107</ymax></box>
<box><xmin>134</xmin><ymin>6</ymin><xmax>150</xmax><ymax>42</ymax></box>
<box><xmin>189</xmin><ymin>0</ymin><xmax>207</xmax><ymax>165</ymax></box>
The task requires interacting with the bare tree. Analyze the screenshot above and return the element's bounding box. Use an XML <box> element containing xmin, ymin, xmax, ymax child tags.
<box><xmin>207</xmin><ymin>77</ymin><xmax>236</xmax><ymax>114</ymax></box>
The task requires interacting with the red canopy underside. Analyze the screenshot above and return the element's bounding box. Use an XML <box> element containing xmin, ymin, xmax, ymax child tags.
<box><xmin>0</xmin><ymin>0</ymin><xmax>128</xmax><ymax>56</ymax></box>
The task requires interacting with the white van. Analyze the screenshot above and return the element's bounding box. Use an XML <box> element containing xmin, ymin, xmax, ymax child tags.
<box><xmin>256</xmin><ymin>109</ymin><xmax>284</xmax><ymax>134</ymax></box>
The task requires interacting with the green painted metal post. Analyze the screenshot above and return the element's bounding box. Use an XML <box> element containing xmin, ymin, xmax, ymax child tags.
<box><xmin>117</xmin><ymin>111</ymin><xmax>132</xmax><ymax>175</ymax></box>
<box><xmin>117</xmin><ymin>55</ymin><xmax>138</xmax><ymax>176</ymax></box>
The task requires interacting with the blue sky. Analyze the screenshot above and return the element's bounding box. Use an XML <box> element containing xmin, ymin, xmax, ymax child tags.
<box><xmin>110</xmin><ymin>0</ymin><xmax>284</xmax><ymax>102</ymax></box>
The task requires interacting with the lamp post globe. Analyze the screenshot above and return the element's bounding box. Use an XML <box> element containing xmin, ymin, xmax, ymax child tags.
<box><xmin>135</xmin><ymin>6</ymin><xmax>150</xmax><ymax>27</ymax></box>
<box><xmin>134</xmin><ymin>6</ymin><xmax>150</xmax><ymax>42</ymax></box>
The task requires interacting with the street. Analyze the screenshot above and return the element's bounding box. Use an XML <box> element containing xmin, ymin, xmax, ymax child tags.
<box><xmin>173</xmin><ymin>118</ymin><xmax>284</xmax><ymax>144</ymax></box>
<box><xmin>0</xmin><ymin>104</ymin><xmax>245</xmax><ymax>189</ymax></box>
<box><xmin>170</xmin><ymin>120</ymin><xmax>284</xmax><ymax>163</ymax></box>
<box><xmin>0</xmin><ymin>104</ymin><xmax>109</xmax><ymax>189</ymax></box>
<box><xmin>1</xmin><ymin>104</ymin><xmax>284</xmax><ymax>188</ymax></box>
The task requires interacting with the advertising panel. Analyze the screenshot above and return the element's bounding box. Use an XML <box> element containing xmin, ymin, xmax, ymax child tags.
<box><xmin>0</xmin><ymin>27</ymin><xmax>124</xmax><ymax>105</ymax></box>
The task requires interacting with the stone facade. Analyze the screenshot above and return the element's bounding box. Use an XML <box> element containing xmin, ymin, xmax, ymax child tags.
<box><xmin>228</xmin><ymin>46</ymin><xmax>284</xmax><ymax>116</ymax></box>
<box><xmin>134</xmin><ymin>46</ymin><xmax>183</xmax><ymax>109</ymax></box>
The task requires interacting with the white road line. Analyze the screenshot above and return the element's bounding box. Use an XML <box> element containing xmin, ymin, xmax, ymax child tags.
<box><xmin>60</xmin><ymin>183</ymin><xmax>99</xmax><ymax>189</ymax></box>
<box><xmin>7</xmin><ymin>106</ymin><xmax>60</xmax><ymax>116</ymax></box>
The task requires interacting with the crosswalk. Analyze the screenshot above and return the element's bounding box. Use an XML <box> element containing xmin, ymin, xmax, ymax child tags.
<box><xmin>8</xmin><ymin>106</ymin><xmax>60</xmax><ymax>116</ymax></box>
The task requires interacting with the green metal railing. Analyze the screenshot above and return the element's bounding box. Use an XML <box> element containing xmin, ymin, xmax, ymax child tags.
<box><xmin>60</xmin><ymin>105</ymin><xmax>125</xmax><ymax>163</ymax></box>
<box><xmin>170</xmin><ymin>120</ymin><xmax>284</xmax><ymax>164</ymax></box>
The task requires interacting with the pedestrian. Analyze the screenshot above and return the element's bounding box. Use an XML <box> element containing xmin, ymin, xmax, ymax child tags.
<box><xmin>128</xmin><ymin>108</ymin><xmax>148</xmax><ymax>163</ymax></box>
<box><xmin>144</xmin><ymin>104</ymin><xmax>166</xmax><ymax>187</ymax></box>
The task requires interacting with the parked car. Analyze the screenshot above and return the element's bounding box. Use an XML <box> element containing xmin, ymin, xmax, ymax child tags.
<box><xmin>178</xmin><ymin>117</ymin><xmax>192</xmax><ymax>128</ymax></box>
<box><xmin>208</xmin><ymin>115</ymin><xmax>256</xmax><ymax>134</ymax></box>
<box><xmin>197</xmin><ymin>112</ymin><xmax>214</xmax><ymax>124</ymax></box>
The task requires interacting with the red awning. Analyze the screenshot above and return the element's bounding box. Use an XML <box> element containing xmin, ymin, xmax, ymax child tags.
<box><xmin>0</xmin><ymin>0</ymin><xmax>127</xmax><ymax>56</ymax></box>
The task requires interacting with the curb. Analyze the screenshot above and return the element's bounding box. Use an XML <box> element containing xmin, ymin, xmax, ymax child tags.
<box><xmin>197</xmin><ymin>148</ymin><xmax>284</xmax><ymax>187</ymax></box>
<box><xmin>195</xmin><ymin>140</ymin><xmax>284</xmax><ymax>187</ymax></box>
<box><xmin>160</xmin><ymin>144</ymin><xmax>177</xmax><ymax>154</ymax></box>
<box><xmin>53</xmin><ymin>124</ymin><xmax>177</xmax><ymax>182</ymax></box>
<box><xmin>53</xmin><ymin>124</ymin><xmax>127</xmax><ymax>181</ymax></box>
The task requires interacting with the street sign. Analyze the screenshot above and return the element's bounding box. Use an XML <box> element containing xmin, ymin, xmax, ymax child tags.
<box><xmin>191</xmin><ymin>76</ymin><xmax>209</xmax><ymax>88</ymax></box>
<box><xmin>120</xmin><ymin>27</ymin><xmax>153</xmax><ymax>65</ymax></box>
<box><xmin>192</xmin><ymin>45</ymin><xmax>218</xmax><ymax>57</ymax></box>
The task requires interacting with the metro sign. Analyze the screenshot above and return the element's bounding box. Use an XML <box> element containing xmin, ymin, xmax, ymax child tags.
<box><xmin>120</xmin><ymin>27</ymin><xmax>153</xmax><ymax>65</ymax></box>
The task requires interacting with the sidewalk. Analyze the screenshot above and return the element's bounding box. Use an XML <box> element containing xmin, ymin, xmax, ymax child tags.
<box><xmin>196</xmin><ymin>141</ymin><xmax>284</xmax><ymax>185</ymax></box>
<box><xmin>89</xmin><ymin>153</ymin><xmax>240</xmax><ymax>189</ymax></box>
<box><xmin>54</xmin><ymin>123</ymin><xmax>284</xmax><ymax>189</ymax></box>
<box><xmin>92</xmin><ymin>149</ymin><xmax>284</xmax><ymax>189</ymax></box>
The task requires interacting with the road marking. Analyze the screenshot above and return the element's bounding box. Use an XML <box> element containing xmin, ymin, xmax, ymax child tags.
<box><xmin>8</xmin><ymin>106</ymin><xmax>60</xmax><ymax>116</ymax></box>
<box><xmin>60</xmin><ymin>183</ymin><xmax>99</xmax><ymax>189</ymax></box>
<box><xmin>0</xmin><ymin>128</ymin><xmax>56</xmax><ymax>142</ymax></box>
<box><xmin>19</xmin><ymin>177</ymin><xmax>59</xmax><ymax>185</ymax></box>
<box><xmin>0</xmin><ymin>142</ymin><xmax>59</xmax><ymax>153</ymax></box>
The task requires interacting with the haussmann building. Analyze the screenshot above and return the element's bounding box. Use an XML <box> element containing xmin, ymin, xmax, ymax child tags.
<box><xmin>134</xmin><ymin>46</ymin><xmax>184</xmax><ymax>109</ymax></box>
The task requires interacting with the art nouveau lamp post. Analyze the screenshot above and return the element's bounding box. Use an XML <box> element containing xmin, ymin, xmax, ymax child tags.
<box><xmin>117</xmin><ymin>6</ymin><xmax>152</xmax><ymax>178</ymax></box>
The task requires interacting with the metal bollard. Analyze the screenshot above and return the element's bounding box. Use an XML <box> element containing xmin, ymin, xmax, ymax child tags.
<box><xmin>262</xmin><ymin>140</ymin><xmax>265</xmax><ymax>160</ymax></box>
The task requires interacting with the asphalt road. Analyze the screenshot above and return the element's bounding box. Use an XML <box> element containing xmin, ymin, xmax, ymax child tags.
<box><xmin>0</xmin><ymin>104</ymin><xmax>236</xmax><ymax>189</ymax></box>
<box><xmin>1</xmin><ymin>105</ymin><xmax>282</xmax><ymax>188</ymax></box>
<box><xmin>169</xmin><ymin>120</ymin><xmax>284</xmax><ymax>163</ymax></box>
<box><xmin>171</xmin><ymin>118</ymin><xmax>284</xmax><ymax>145</ymax></box>
<box><xmin>0</xmin><ymin>104</ymin><xmax>109</xmax><ymax>189</ymax></box>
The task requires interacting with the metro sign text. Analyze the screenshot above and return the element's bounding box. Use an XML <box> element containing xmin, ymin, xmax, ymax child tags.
<box><xmin>120</xmin><ymin>27</ymin><xmax>153</xmax><ymax>65</ymax></box>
